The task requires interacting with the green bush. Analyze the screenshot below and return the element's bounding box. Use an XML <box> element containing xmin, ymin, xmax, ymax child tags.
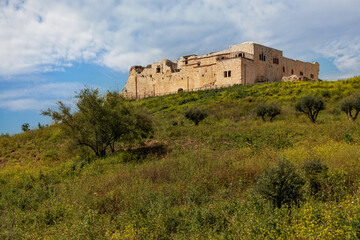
<box><xmin>21</xmin><ymin>123</ymin><xmax>30</xmax><ymax>132</ymax></box>
<box><xmin>255</xmin><ymin>159</ymin><xmax>305</xmax><ymax>208</ymax></box>
<box><xmin>184</xmin><ymin>107</ymin><xmax>208</xmax><ymax>126</ymax></box>
<box><xmin>303</xmin><ymin>159</ymin><xmax>328</xmax><ymax>199</ymax></box>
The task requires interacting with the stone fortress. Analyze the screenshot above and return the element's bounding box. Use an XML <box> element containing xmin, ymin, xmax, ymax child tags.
<box><xmin>121</xmin><ymin>42</ymin><xmax>319</xmax><ymax>99</ymax></box>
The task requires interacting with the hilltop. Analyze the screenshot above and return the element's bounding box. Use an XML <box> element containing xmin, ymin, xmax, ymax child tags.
<box><xmin>2</xmin><ymin>77</ymin><xmax>360</xmax><ymax>239</ymax></box>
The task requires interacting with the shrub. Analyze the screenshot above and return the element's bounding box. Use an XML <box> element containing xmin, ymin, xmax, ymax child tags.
<box><xmin>321</xmin><ymin>90</ymin><xmax>331</xmax><ymax>98</ymax></box>
<box><xmin>255</xmin><ymin>159</ymin><xmax>305</xmax><ymax>208</ymax></box>
<box><xmin>184</xmin><ymin>107</ymin><xmax>208</xmax><ymax>126</ymax></box>
<box><xmin>340</xmin><ymin>94</ymin><xmax>360</xmax><ymax>121</ymax></box>
<box><xmin>21</xmin><ymin>123</ymin><xmax>30</xmax><ymax>132</ymax></box>
<box><xmin>295</xmin><ymin>95</ymin><xmax>325</xmax><ymax>123</ymax></box>
<box><xmin>254</xmin><ymin>102</ymin><xmax>281</xmax><ymax>122</ymax></box>
<box><xmin>303</xmin><ymin>159</ymin><xmax>328</xmax><ymax>199</ymax></box>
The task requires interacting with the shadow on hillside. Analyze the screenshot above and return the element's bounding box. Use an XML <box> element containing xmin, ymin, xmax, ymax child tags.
<box><xmin>123</xmin><ymin>142</ymin><xmax>168</xmax><ymax>162</ymax></box>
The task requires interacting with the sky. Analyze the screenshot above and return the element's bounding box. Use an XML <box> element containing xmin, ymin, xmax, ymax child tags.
<box><xmin>1</xmin><ymin>0</ymin><xmax>360</xmax><ymax>134</ymax></box>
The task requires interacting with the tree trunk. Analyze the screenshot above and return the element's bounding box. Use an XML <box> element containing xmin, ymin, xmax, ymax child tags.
<box><xmin>100</xmin><ymin>149</ymin><xmax>106</xmax><ymax>157</ymax></box>
<box><xmin>110</xmin><ymin>142</ymin><xmax>115</xmax><ymax>152</ymax></box>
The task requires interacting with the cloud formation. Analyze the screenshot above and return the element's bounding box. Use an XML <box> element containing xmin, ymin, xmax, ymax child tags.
<box><xmin>1</xmin><ymin>0</ymin><xmax>360</xmax><ymax>78</ymax></box>
<box><xmin>318</xmin><ymin>37</ymin><xmax>360</xmax><ymax>76</ymax></box>
<box><xmin>0</xmin><ymin>82</ymin><xmax>83</xmax><ymax>111</ymax></box>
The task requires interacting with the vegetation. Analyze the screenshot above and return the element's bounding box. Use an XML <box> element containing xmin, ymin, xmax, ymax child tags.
<box><xmin>295</xmin><ymin>95</ymin><xmax>325</xmax><ymax>123</ymax></box>
<box><xmin>184</xmin><ymin>106</ymin><xmax>208</xmax><ymax>125</ymax></box>
<box><xmin>255</xmin><ymin>159</ymin><xmax>304</xmax><ymax>208</ymax></box>
<box><xmin>254</xmin><ymin>102</ymin><xmax>281</xmax><ymax>121</ymax></box>
<box><xmin>42</xmin><ymin>88</ymin><xmax>153</xmax><ymax>157</ymax></box>
<box><xmin>21</xmin><ymin>123</ymin><xmax>30</xmax><ymax>132</ymax></box>
<box><xmin>303</xmin><ymin>159</ymin><xmax>329</xmax><ymax>199</ymax></box>
<box><xmin>340</xmin><ymin>94</ymin><xmax>360</xmax><ymax>121</ymax></box>
<box><xmin>2</xmin><ymin>76</ymin><xmax>360</xmax><ymax>239</ymax></box>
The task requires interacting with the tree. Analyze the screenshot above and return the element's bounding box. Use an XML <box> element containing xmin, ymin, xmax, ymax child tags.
<box><xmin>340</xmin><ymin>94</ymin><xmax>360</xmax><ymax>121</ymax></box>
<box><xmin>42</xmin><ymin>88</ymin><xmax>153</xmax><ymax>157</ymax></box>
<box><xmin>267</xmin><ymin>103</ymin><xmax>281</xmax><ymax>122</ymax></box>
<box><xmin>295</xmin><ymin>95</ymin><xmax>325</xmax><ymax>123</ymax></box>
<box><xmin>21</xmin><ymin>123</ymin><xmax>30</xmax><ymax>132</ymax></box>
<box><xmin>255</xmin><ymin>159</ymin><xmax>305</xmax><ymax>208</ymax></box>
<box><xmin>254</xmin><ymin>102</ymin><xmax>281</xmax><ymax>122</ymax></box>
<box><xmin>254</xmin><ymin>103</ymin><xmax>267</xmax><ymax>122</ymax></box>
<box><xmin>184</xmin><ymin>107</ymin><xmax>208</xmax><ymax>126</ymax></box>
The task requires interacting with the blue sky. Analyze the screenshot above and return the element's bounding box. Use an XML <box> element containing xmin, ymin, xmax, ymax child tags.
<box><xmin>1</xmin><ymin>0</ymin><xmax>360</xmax><ymax>134</ymax></box>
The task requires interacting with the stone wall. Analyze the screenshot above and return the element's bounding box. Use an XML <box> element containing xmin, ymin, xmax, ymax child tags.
<box><xmin>122</xmin><ymin>42</ymin><xmax>319</xmax><ymax>99</ymax></box>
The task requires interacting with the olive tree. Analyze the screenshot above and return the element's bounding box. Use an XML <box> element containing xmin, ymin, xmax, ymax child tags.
<box><xmin>295</xmin><ymin>95</ymin><xmax>325</xmax><ymax>123</ymax></box>
<box><xmin>340</xmin><ymin>94</ymin><xmax>360</xmax><ymax>121</ymax></box>
<box><xmin>254</xmin><ymin>102</ymin><xmax>281</xmax><ymax>122</ymax></box>
<box><xmin>42</xmin><ymin>88</ymin><xmax>153</xmax><ymax>157</ymax></box>
<box><xmin>184</xmin><ymin>107</ymin><xmax>208</xmax><ymax>126</ymax></box>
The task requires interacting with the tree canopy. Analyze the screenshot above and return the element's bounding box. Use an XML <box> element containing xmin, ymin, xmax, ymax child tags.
<box><xmin>42</xmin><ymin>88</ymin><xmax>153</xmax><ymax>157</ymax></box>
<box><xmin>184</xmin><ymin>107</ymin><xmax>208</xmax><ymax>126</ymax></box>
<box><xmin>21</xmin><ymin>123</ymin><xmax>30</xmax><ymax>132</ymax></box>
<box><xmin>340</xmin><ymin>94</ymin><xmax>360</xmax><ymax>121</ymax></box>
<box><xmin>295</xmin><ymin>95</ymin><xmax>325</xmax><ymax>123</ymax></box>
<box><xmin>254</xmin><ymin>102</ymin><xmax>281</xmax><ymax>122</ymax></box>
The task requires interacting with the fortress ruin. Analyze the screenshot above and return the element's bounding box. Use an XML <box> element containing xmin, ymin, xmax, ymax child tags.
<box><xmin>121</xmin><ymin>42</ymin><xmax>319</xmax><ymax>99</ymax></box>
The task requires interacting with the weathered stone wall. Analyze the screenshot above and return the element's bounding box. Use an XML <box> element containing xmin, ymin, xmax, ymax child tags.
<box><xmin>122</xmin><ymin>42</ymin><xmax>319</xmax><ymax>99</ymax></box>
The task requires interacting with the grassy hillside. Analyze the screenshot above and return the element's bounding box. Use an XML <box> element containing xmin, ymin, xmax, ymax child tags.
<box><xmin>2</xmin><ymin>77</ymin><xmax>360</xmax><ymax>239</ymax></box>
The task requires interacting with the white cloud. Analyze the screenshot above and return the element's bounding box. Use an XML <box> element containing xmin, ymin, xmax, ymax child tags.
<box><xmin>317</xmin><ymin>37</ymin><xmax>360</xmax><ymax>75</ymax></box>
<box><xmin>0</xmin><ymin>0</ymin><xmax>102</xmax><ymax>75</ymax></box>
<box><xmin>0</xmin><ymin>82</ymin><xmax>84</xmax><ymax>111</ymax></box>
<box><xmin>0</xmin><ymin>0</ymin><xmax>360</xmax><ymax>78</ymax></box>
<box><xmin>100</xmin><ymin>49</ymin><xmax>163</xmax><ymax>72</ymax></box>
<box><xmin>0</xmin><ymin>98</ymin><xmax>53</xmax><ymax>111</ymax></box>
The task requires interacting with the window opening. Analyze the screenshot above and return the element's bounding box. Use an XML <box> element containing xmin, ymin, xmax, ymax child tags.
<box><xmin>156</xmin><ymin>67</ymin><xmax>160</xmax><ymax>73</ymax></box>
<box><xmin>283</xmin><ymin>66</ymin><xmax>285</xmax><ymax>73</ymax></box>
<box><xmin>224</xmin><ymin>71</ymin><xmax>227</xmax><ymax>77</ymax></box>
<box><xmin>228</xmin><ymin>71</ymin><xmax>231</xmax><ymax>77</ymax></box>
<box><xmin>259</xmin><ymin>53</ymin><xmax>266</xmax><ymax>61</ymax></box>
<box><xmin>300</xmin><ymin>71</ymin><xmax>303</xmax><ymax>76</ymax></box>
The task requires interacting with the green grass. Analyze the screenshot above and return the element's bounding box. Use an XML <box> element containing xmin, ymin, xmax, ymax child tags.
<box><xmin>2</xmin><ymin>77</ymin><xmax>360</xmax><ymax>239</ymax></box>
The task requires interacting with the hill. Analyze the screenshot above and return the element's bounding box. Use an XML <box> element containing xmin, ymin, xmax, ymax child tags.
<box><xmin>2</xmin><ymin>77</ymin><xmax>360</xmax><ymax>239</ymax></box>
